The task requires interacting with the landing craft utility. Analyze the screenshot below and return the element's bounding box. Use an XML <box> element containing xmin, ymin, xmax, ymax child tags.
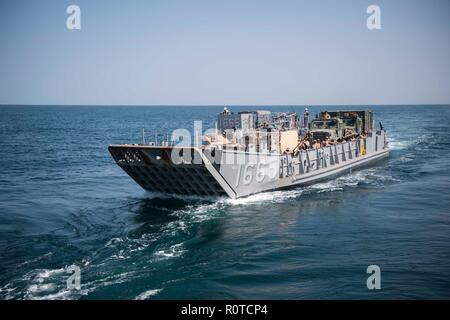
<box><xmin>109</xmin><ymin>108</ymin><xmax>389</xmax><ymax>199</ymax></box>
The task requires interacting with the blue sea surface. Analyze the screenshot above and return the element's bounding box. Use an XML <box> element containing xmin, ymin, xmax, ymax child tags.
<box><xmin>0</xmin><ymin>105</ymin><xmax>449</xmax><ymax>299</ymax></box>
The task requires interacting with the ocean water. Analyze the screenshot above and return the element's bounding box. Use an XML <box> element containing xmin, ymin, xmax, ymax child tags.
<box><xmin>0</xmin><ymin>105</ymin><xmax>449</xmax><ymax>300</ymax></box>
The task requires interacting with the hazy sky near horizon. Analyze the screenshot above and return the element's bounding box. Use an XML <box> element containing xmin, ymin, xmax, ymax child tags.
<box><xmin>0</xmin><ymin>0</ymin><xmax>449</xmax><ymax>105</ymax></box>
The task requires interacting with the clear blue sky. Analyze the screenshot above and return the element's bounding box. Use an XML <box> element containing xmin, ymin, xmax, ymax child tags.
<box><xmin>0</xmin><ymin>0</ymin><xmax>449</xmax><ymax>105</ymax></box>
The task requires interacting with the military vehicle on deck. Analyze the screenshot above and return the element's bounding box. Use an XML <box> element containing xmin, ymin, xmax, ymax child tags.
<box><xmin>309</xmin><ymin>110</ymin><xmax>372</xmax><ymax>141</ymax></box>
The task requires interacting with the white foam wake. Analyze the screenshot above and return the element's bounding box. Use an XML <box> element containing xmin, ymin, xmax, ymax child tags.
<box><xmin>135</xmin><ymin>288</ymin><xmax>162</xmax><ymax>300</ymax></box>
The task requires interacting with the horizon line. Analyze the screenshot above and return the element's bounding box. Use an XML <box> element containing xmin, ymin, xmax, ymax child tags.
<box><xmin>1</xmin><ymin>103</ymin><xmax>450</xmax><ymax>107</ymax></box>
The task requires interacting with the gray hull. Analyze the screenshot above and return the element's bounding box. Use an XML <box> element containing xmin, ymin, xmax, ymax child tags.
<box><xmin>109</xmin><ymin>130</ymin><xmax>389</xmax><ymax>199</ymax></box>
